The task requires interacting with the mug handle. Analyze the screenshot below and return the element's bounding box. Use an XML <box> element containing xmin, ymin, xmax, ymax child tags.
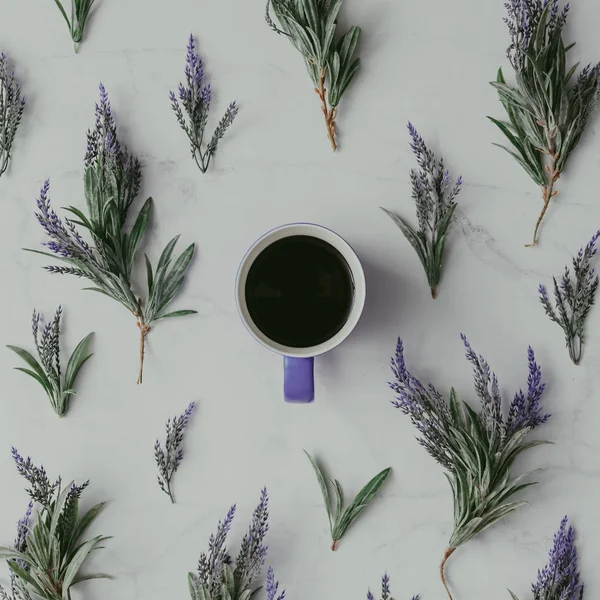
<box><xmin>283</xmin><ymin>357</ymin><xmax>315</xmax><ymax>403</ymax></box>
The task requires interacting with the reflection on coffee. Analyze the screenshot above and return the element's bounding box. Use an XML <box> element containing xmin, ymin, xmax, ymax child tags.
<box><xmin>245</xmin><ymin>235</ymin><xmax>354</xmax><ymax>348</ymax></box>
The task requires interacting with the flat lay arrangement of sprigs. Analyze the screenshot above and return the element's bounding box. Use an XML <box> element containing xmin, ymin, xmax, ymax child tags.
<box><xmin>0</xmin><ymin>449</ymin><xmax>110</xmax><ymax>600</ymax></box>
<box><xmin>1</xmin><ymin>0</ymin><xmax>600</xmax><ymax>599</ymax></box>
<box><xmin>28</xmin><ymin>84</ymin><xmax>196</xmax><ymax>384</ymax></box>
<box><xmin>266</xmin><ymin>0</ymin><xmax>361</xmax><ymax>151</ymax></box>
<box><xmin>490</xmin><ymin>0</ymin><xmax>600</xmax><ymax>246</ymax></box>
<box><xmin>7</xmin><ymin>307</ymin><xmax>93</xmax><ymax>418</ymax></box>
<box><xmin>0</xmin><ymin>52</ymin><xmax>25</xmax><ymax>179</ymax></box>
<box><xmin>389</xmin><ymin>336</ymin><xmax>550</xmax><ymax>600</ymax></box>
<box><xmin>382</xmin><ymin>123</ymin><xmax>462</xmax><ymax>299</ymax></box>
<box><xmin>170</xmin><ymin>35</ymin><xmax>238</xmax><ymax>174</ymax></box>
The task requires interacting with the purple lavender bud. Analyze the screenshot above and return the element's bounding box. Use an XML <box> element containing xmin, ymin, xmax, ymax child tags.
<box><xmin>266</xmin><ymin>566</ymin><xmax>286</xmax><ymax>600</ymax></box>
<box><xmin>532</xmin><ymin>517</ymin><xmax>582</xmax><ymax>600</ymax></box>
<box><xmin>201</xmin><ymin>84</ymin><xmax>211</xmax><ymax>105</ymax></box>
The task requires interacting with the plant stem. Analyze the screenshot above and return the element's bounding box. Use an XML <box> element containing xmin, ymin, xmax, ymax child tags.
<box><xmin>166</xmin><ymin>480</ymin><xmax>175</xmax><ymax>504</ymax></box>
<box><xmin>136</xmin><ymin>319</ymin><xmax>150</xmax><ymax>385</ymax></box>
<box><xmin>331</xmin><ymin>539</ymin><xmax>340</xmax><ymax>551</ymax></box>
<box><xmin>315</xmin><ymin>68</ymin><xmax>337</xmax><ymax>152</ymax></box>
<box><xmin>440</xmin><ymin>546</ymin><xmax>456</xmax><ymax>600</ymax></box>
<box><xmin>527</xmin><ymin>151</ymin><xmax>559</xmax><ymax>247</ymax></box>
<box><xmin>431</xmin><ymin>286</ymin><xmax>437</xmax><ymax>299</ymax></box>
<box><xmin>568</xmin><ymin>334</ymin><xmax>582</xmax><ymax>365</ymax></box>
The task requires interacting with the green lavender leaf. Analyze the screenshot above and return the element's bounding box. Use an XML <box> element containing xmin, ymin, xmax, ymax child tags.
<box><xmin>64</xmin><ymin>332</ymin><xmax>94</xmax><ymax>391</ymax></box>
<box><xmin>304</xmin><ymin>451</ymin><xmax>333</xmax><ymax>531</ymax></box>
<box><xmin>332</xmin><ymin>468</ymin><xmax>391</xmax><ymax>542</ymax></box>
<box><xmin>305</xmin><ymin>451</ymin><xmax>391</xmax><ymax>550</ymax></box>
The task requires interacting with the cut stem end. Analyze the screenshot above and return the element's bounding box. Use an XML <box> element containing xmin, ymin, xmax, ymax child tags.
<box><xmin>440</xmin><ymin>546</ymin><xmax>456</xmax><ymax>600</ymax></box>
<box><xmin>331</xmin><ymin>539</ymin><xmax>340</xmax><ymax>551</ymax></box>
<box><xmin>136</xmin><ymin>320</ymin><xmax>150</xmax><ymax>385</ymax></box>
<box><xmin>315</xmin><ymin>69</ymin><xmax>338</xmax><ymax>152</ymax></box>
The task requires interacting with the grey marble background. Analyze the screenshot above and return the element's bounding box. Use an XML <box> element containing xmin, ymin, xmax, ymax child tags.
<box><xmin>0</xmin><ymin>0</ymin><xmax>599</xmax><ymax>599</ymax></box>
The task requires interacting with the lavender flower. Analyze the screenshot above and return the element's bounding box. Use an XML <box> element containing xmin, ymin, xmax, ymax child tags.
<box><xmin>11</xmin><ymin>447</ymin><xmax>60</xmax><ymax>507</ymax></box>
<box><xmin>0</xmin><ymin>575</ymin><xmax>32</xmax><ymax>600</ymax></box>
<box><xmin>7</xmin><ymin>306</ymin><xmax>93</xmax><ymax>417</ymax></box>
<box><xmin>531</xmin><ymin>517</ymin><xmax>583</xmax><ymax>600</ymax></box>
<box><xmin>188</xmin><ymin>489</ymin><xmax>269</xmax><ymax>600</ymax></box>
<box><xmin>0</xmin><ymin>52</ymin><xmax>25</xmax><ymax>178</ymax></box>
<box><xmin>510</xmin><ymin>517</ymin><xmax>583</xmax><ymax>600</ymax></box>
<box><xmin>389</xmin><ymin>335</ymin><xmax>550</xmax><ymax>600</ymax></box>
<box><xmin>266</xmin><ymin>567</ymin><xmax>286</xmax><ymax>600</ymax></box>
<box><xmin>539</xmin><ymin>231</ymin><xmax>600</xmax><ymax>364</ymax></box>
<box><xmin>366</xmin><ymin>574</ymin><xmax>420</xmax><ymax>600</ymax></box>
<box><xmin>0</xmin><ymin>451</ymin><xmax>110</xmax><ymax>600</ymax></box>
<box><xmin>491</xmin><ymin>0</ymin><xmax>600</xmax><ymax>245</ymax></box>
<box><xmin>154</xmin><ymin>401</ymin><xmax>196</xmax><ymax>503</ymax></box>
<box><xmin>170</xmin><ymin>34</ymin><xmax>238</xmax><ymax>173</ymax></box>
<box><xmin>382</xmin><ymin>123</ymin><xmax>462</xmax><ymax>299</ymax></box>
<box><xmin>27</xmin><ymin>84</ymin><xmax>196</xmax><ymax>384</ymax></box>
<box><xmin>13</xmin><ymin>503</ymin><xmax>32</xmax><ymax>557</ymax></box>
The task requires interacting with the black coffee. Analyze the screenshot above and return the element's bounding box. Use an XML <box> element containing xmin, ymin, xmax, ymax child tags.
<box><xmin>245</xmin><ymin>235</ymin><xmax>355</xmax><ymax>348</ymax></box>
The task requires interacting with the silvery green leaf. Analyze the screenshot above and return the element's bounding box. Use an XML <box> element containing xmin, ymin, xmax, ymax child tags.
<box><xmin>64</xmin><ymin>332</ymin><xmax>94</xmax><ymax>391</ymax></box>
<box><xmin>223</xmin><ymin>564</ymin><xmax>235</xmax><ymax>594</ymax></box>
<box><xmin>62</xmin><ymin>535</ymin><xmax>105</xmax><ymax>595</ymax></box>
<box><xmin>304</xmin><ymin>450</ymin><xmax>333</xmax><ymax>531</ymax></box>
<box><xmin>381</xmin><ymin>208</ymin><xmax>428</xmax><ymax>270</ymax></box>
<box><xmin>332</xmin><ymin>467</ymin><xmax>391</xmax><ymax>542</ymax></box>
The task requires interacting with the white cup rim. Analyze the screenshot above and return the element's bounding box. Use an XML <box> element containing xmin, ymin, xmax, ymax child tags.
<box><xmin>235</xmin><ymin>223</ymin><xmax>366</xmax><ymax>358</ymax></box>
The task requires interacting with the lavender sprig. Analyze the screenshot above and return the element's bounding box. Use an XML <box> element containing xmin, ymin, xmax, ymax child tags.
<box><xmin>266</xmin><ymin>567</ymin><xmax>286</xmax><ymax>600</ymax></box>
<box><xmin>155</xmin><ymin>401</ymin><xmax>196</xmax><ymax>503</ymax></box>
<box><xmin>0</xmin><ymin>449</ymin><xmax>111</xmax><ymax>600</ymax></box>
<box><xmin>0</xmin><ymin>52</ymin><xmax>25</xmax><ymax>178</ymax></box>
<box><xmin>170</xmin><ymin>35</ymin><xmax>238</xmax><ymax>174</ymax></box>
<box><xmin>389</xmin><ymin>335</ymin><xmax>551</xmax><ymax>600</ymax></box>
<box><xmin>305</xmin><ymin>451</ymin><xmax>391</xmax><ymax>551</ymax></box>
<box><xmin>367</xmin><ymin>574</ymin><xmax>420</xmax><ymax>600</ymax></box>
<box><xmin>0</xmin><ymin>504</ymin><xmax>34</xmax><ymax>600</ymax></box>
<box><xmin>382</xmin><ymin>123</ymin><xmax>462</xmax><ymax>299</ymax></box>
<box><xmin>51</xmin><ymin>0</ymin><xmax>96</xmax><ymax>52</ymax></box>
<box><xmin>27</xmin><ymin>84</ymin><xmax>196</xmax><ymax>384</ymax></box>
<box><xmin>7</xmin><ymin>307</ymin><xmax>93</xmax><ymax>417</ymax></box>
<box><xmin>509</xmin><ymin>517</ymin><xmax>583</xmax><ymax>600</ymax></box>
<box><xmin>266</xmin><ymin>0</ymin><xmax>361</xmax><ymax>151</ymax></box>
<box><xmin>188</xmin><ymin>489</ymin><xmax>269</xmax><ymax>600</ymax></box>
<box><xmin>539</xmin><ymin>231</ymin><xmax>600</xmax><ymax>365</ymax></box>
<box><xmin>490</xmin><ymin>0</ymin><xmax>600</xmax><ymax>246</ymax></box>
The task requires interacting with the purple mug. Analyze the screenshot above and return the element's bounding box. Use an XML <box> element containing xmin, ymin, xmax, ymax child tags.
<box><xmin>235</xmin><ymin>223</ymin><xmax>366</xmax><ymax>403</ymax></box>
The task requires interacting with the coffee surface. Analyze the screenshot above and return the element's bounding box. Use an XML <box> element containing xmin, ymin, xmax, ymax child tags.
<box><xmin>245</xmin><ymin>235</ymin><xmax>354</xmax><ymax>348</ymax></box>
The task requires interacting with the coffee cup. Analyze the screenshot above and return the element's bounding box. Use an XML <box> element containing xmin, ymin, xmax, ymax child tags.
<box><xmin>235</xmin><ymin>223</ymin><xmax>366</xmax><ymax>403</ymax></box>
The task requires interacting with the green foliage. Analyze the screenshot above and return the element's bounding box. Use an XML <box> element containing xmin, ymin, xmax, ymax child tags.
<box><xmin>490</xmin><ymin>2</ymin><xmax>600</xmax><ymax>245</ymax></box>
<box><xmin>443</xmin><ymin>390</ymin><xmax>548</xmax><ymax>548</ymax></box>
<box><xmin>51</xmin><ymin>0</ymin><xmax>96</xmax><ymax>51</ymax></box>
<box><xmin>266</xmin><ymin>0</ymin><xmax>361</xmax><ymax>149</ymax></box>
<box><xmin>0</xmin><ymin>486</ymin><xmax>111</xmax><ymax>600</ymax></box>
<box><xmin>7</xmin><ymin>307</ymin><xmax>93</xmax><ymax>418</ymax></box>
<box><xmin>304</xmin><ymin>451</ymin><xmax>391</xmax><ymax>550</ymax></box>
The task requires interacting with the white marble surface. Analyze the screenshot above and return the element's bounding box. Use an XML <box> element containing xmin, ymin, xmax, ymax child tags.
<box><xmin>0</xmin><ymin>0</ymin><xmax>600</xmax><ymax>599</ymax></box>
